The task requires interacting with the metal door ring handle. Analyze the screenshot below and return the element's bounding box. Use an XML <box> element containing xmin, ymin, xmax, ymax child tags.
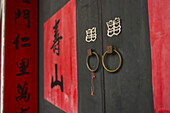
<box><xmin>86</xmin><ymin>49</ymin><xmax>99</xmax><ymax>72</ymax></box>
<box><xmin>102</xmin><ymin>47</ymin><xmax>122</xmax><ymax>73</ymax></box>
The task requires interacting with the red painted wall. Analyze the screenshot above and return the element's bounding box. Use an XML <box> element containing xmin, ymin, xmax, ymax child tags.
<box><xmin>148</xmin><ymin>0</ymin><xmax>170</xmax><ymax>113</ymax></box>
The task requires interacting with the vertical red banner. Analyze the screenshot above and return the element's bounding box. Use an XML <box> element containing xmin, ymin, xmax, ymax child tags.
<box><xmin>3</xmin><ymin>0</ymin><xmax>38</xmax><ymax>113</ymax></box>
<box><xmin>44</xmin><ymin>0</ymin><xmax>78</xmax><ymax>113</ymax></box>
<box><xmin>148</xmin><ymin>0</ymin><xmax>170</xmax><ymax>113</ymax></box>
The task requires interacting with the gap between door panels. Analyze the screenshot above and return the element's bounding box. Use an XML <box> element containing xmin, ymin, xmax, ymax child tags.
<box><xmin>98</xmin><ymin>0</ymin><xmax>106</xmax><ymax>113</ymax></box>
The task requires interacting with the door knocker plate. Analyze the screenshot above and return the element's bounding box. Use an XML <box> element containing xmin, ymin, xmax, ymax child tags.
<box><xmin>106</xmin><ymin>17</ymin><xmax>121</xmax><ymax>37</ymax></box>
<box><xmin>85</xmin><ymin>27</ymin><xmax>97</xmax><ymax>42</ymax></box>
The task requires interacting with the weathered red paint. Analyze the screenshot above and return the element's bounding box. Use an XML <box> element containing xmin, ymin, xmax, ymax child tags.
<box><xmin>44</xmin><ymin>0</ymin><xmax>77</xmax><ymax>113</ymax></box>
<box><xmin>3</xmin><ymin>0</ymin><xmax>38</xmax><ymax>112</ymax></box>
<box><xmin>148</xmin><ymin>0</ymin><xmax>170</xmax><ymax>113</ymax></box>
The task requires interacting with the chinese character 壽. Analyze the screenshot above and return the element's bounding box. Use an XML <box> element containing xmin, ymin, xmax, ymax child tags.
<box><xmin>50</xmin><ymin>19</ymin><xmax>63</xmax><ymax>56</ymax></box>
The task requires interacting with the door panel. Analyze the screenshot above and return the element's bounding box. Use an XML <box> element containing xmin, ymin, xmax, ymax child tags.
<box><xmin>101</xmin><ymin>0</ymin><xmax>154</xmax><ymax>113</ymax></box>
<box><xmin>76</xmin><ymin>0</ymin><xmax>104</xmax><ymax>113</ymax></box>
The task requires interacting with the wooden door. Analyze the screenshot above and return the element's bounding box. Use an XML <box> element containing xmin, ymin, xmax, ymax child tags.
<box><xmin>39</xmin><ymin>0</ymin><xmax>154</xmax><ymax>113</ymax></box>
<box><xmin>77</xmin><ymin>0</ymin><xmax>154</xmax><ymax>112</ymax></box>
<box><xmin>101</xmin><ymin>0</ymin><xmax>154</xmax><ymax>113</ymax></box>
<box><xmin>77</xmin><ymin>0</ymin><xmax>104</xmax><ymax>113</ymax></box>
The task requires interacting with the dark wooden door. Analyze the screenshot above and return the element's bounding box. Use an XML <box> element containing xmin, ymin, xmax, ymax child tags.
<box><xmin>77</xmin><ymin>0</ymin><xmax>104</xmax><ymax>113</ymax></box>
<box><xmin>77</xmin><ymin>0</ymin><xmax>154</xmax><ymax>113</ymax></box>
<box><xmin>101</xmin><ymin>0</ymin><xmax>154</xmax><ymax>113</ymax></box>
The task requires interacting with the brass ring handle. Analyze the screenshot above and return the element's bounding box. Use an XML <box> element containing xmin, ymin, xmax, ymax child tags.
<box><xmin>86</xmin><ymin>49</ymin><xmax>99</xmax><ymax>72</ymax></box>
<box><xmin>102</xmin><ymin>46</ymin><xmax>122</xmax><ymax>73</ymax></box>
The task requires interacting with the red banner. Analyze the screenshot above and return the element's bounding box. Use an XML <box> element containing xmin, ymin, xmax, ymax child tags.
<box><xmin>148</xmin><ymin>0</ymin><xmax>170</xmax><ymax>113</ymax></box>
<box><xmin>3</xmin><ymin>0</ymin><xmax>38</xmax><ymax>113</ymax></box>
<box><xmin>44</xmin><ymin>0</ymin><xmax>78</xmax><ymax>113</ymax></box>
